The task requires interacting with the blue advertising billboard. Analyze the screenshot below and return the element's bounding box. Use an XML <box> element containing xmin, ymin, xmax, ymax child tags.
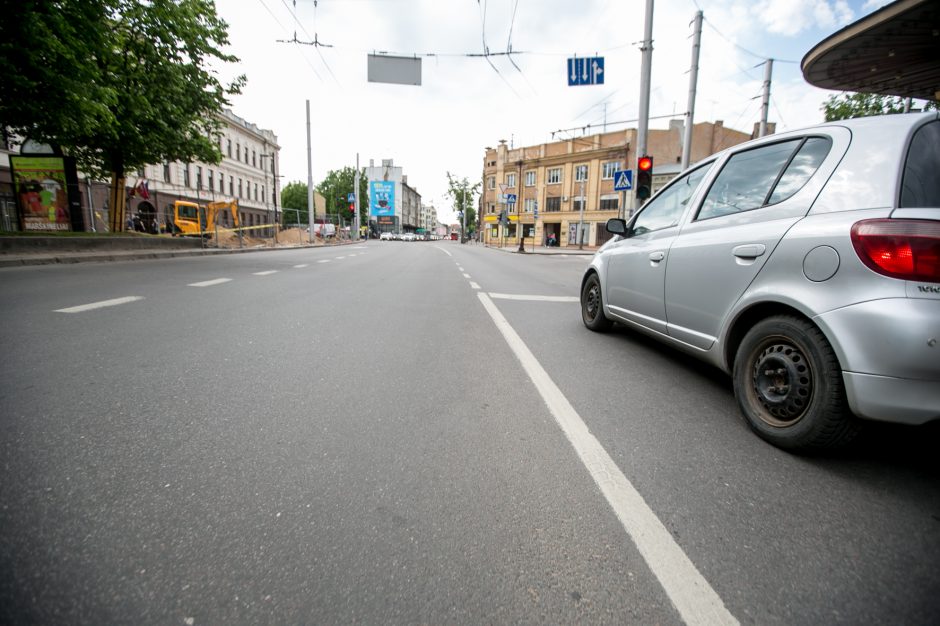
<box><xmin>369</xmin><ymin>180</ymin><xmax>395</xmax><ymax>217</ymax></box>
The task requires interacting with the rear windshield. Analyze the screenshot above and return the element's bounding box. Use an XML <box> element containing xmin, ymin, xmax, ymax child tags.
<box><xmin>900</xmin><ymin>120</ymin><xmax>940</xmax><ymax>208</ymax></box>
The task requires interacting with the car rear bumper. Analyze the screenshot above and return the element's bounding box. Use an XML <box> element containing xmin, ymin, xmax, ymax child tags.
<box><xmin>843</xmin><ymin>372</ymin><xmax>940</xmax><ymax>425</ymax></box>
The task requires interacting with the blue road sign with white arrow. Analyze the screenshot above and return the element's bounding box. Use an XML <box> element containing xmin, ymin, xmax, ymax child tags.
<box><xmin>613</xmin><ymin>169</ymin><xmax>633</xmax><ymax>191</ymax></box>
<box><xmin>567</xmin><ymin>56</ymin><xmax>604</xmax><ymax>86</ymax></box>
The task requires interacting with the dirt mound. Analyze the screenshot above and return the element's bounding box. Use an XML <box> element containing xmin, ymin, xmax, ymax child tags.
<box><xmin>277</xmin><ymin>227</ymin><xmax>312</xmax><ymax>245</ymax></box>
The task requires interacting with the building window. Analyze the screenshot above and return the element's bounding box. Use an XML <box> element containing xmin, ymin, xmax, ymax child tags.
<box><xmin>181</xmin><ymin>164</ymin><xmax>190</xmax><ymax>188</ymax></box>
<box><xmin>163</xmin><ymin>162</ymin><xmax>171</xmax><ymax>182</ymax></box>
<box><xmin>262</xmin><ymin>185</ymin><xmax>266</xmax><ymax>203</ymax></box>
<box><xmin>196</xmin><ymin>166</ymin><xmax>202</xmax><ymax>190</ymax></box>
<box><xmin>252</xmin><ymin>150</ymin><xmax>256</xmax><ymax>167</ymax></box>
<box><xmin>238</xmin><ymin>178</ymin><xmax>243</xmax><ymax>198</ymax></box>
<box><xmin>575</xmin><ymin>164</ymin><xmax>588</xmax><ymax>182</ymax></box>
<box><xmin>545</xmin><ymin>197</ymin><xmax>561</xmax><ymax>212</ymax></box>
<box><xmin>524</xmin><ymin>198</ymin><xmax>536</xmax><ymax>213</ymax></box>
<box><xmin>487</xmin><ymin>176</ymin><xmax>495</xmax><ymax>190</ymax></box>
<box><xmin>235</xmin><ymin>143</ymin><xmax>240</xmax><ymax>160</ymax></box>
<box><xmin>254</xmin><ymin>183</ymin><xmax>258</xmax><ymax>201</ymax></box>
<box><xmin>207</xmin><ymin>169</ymin><xmax>214</xmax><ymax>191</ymax></box>
<box><xmin>573</xmin><ymin>196</ymin><xmax>586</xmax><ymax>212</ymax></box>
<box><xmin>488</xmin><ymin>203</ymin><xmax>495</xmax><ymax>214</ymax></box>
<box><xmin>547</xmin><ymin>168</ymin><xmax>562</xmax><ymax>184</ymax></box>
<box><xmin>506</xmin><ymin>173</ymin><xmax>516</xmax><ymax>188</ymax></box>
<box><xmin>525</xmin><ymin>171</ymin><xmax>536</xmax><ymax>187</ymax></box>
<box><xmin>227</xmin><ymin>139</ymin><xmax>232</xmax><ymax>158</ymax></box>
<box><xmin>602</xmin><ymin>161</ymin><xmax>620</xmax><ymax>179</ymax></box>
<box><xmin>244</xmin><ymin>147</ymin><xmax>249</xmax><ymax>163</ymax></box>
<box><xmin>600</xmin><ymin>196</ymin><xmax>619</xmax><ymax>211</ymax></box>
<box><xmin>219</xmin><ymin>174</ymin><xmax>224</xmax><ymax>194</ymax></box>
<box><xmin>229</xmin><ymin>176</ymin><xmax>234</xmax><ymax>196</ymax></box>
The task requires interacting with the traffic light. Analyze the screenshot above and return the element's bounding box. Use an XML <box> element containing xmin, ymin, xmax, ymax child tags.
<box><xmin>348</xmin><ymin>203</ymin><xmax>355</xmax><ymax>213</ymax></box>
<box><xmin>636</xmin><ymin>155</ymin><xmax>654</xmax><ymax>200</ymax></box>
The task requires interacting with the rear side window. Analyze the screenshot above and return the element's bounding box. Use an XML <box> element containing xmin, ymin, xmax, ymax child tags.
<box><xmin>697</xmin><ymin>136</ymin><xmax>831</xmax><ymax>221</ymax></box>
<box><xmin>900</xmin><ymin>121</ymin><xmax>940</xmax><ymax>207</ymax></box>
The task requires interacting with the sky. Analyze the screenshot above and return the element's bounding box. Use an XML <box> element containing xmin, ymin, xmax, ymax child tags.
<box><xmin>212</xmin><ymin>0</ymin><xmax>892</xmax><ymax>224</ymax></box>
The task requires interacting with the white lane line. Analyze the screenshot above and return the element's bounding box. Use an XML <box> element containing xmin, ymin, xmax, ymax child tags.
<box><xmin>188</xmin><ymin>278</ymin><xmax>232</xmax><ymax>288</ymax></box>
<box><xmin>335</xmin><ymin>256</ymin><xmax>346</xmax><ymax>260</ymax></box>
<box><xmin>462</xmin><ymin>273</ymin><xmax>472</xmax><ymax>279</ymax></box>
<box><xmin>435</xmin><ymin>246</ymin><xmax>453</xmax><ymax>257</ymax></box>
<box><xmin>457</xmin><ymin>266</ymin><xmax>465</xmax><ymax>272</ymax></box>
<box><xmin>477</xmin><ymin>292</ymin><xmax>738</xmax><ymax>626</ymax></box>
<box><xmin>489</xmin><ymin>293</ymin><xmax>579</xmax><ymax>302</ymax></box>
<box><xmin>253</xmin><ymin>270</ymin><xmax>278</xmax><ymax>276</ymax></box>
<box><xmin>318</xmin><ymin>259</ymin><xmax>331</xmax><ymax>264</ymax></box>
<box><xmin>55</xmin><ymin>296</ymin><xmax>144</xmax><ymax>313</ymax></box>
<box><xmin>469</xmin><ymin>281</ymin><xmax>481</xmax><ymax>290</ymax></box>
<box><xmin>293</xmin><ymin>264</ymin><xmax>309</xmax><ymax>268</ymax></box>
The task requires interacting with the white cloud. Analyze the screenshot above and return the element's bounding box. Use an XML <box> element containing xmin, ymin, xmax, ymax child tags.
<box><xmin>752</xmin><ymin>0</ymin><xmax>855</xmax><ymax>36</ymax></box>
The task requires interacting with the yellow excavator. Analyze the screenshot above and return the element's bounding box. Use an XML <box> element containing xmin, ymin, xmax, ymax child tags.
<box><xmin>170</xmin><ymin>199</ymin><xmax>239</xmax><ymax>236</ymax></box>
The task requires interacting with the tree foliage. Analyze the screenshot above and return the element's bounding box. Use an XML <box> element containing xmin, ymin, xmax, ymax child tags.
<box><xmin>823</xmin><ymin>92</ymin><xmax>937</xmax><ymax>121</ymax></box>
<box><xmin>445</xmin><ymin>172</ymin><xmax>479</xmax><ymax>234</ymax></box>
<box><xmin>280</xmin><ymin>181</ymin><xmax>310</xmax><ymax>225</ymax></box>
<box><xmin>0</xmin><ymin>0</ymin><xmax>245</xmax><ymax>231</ymax></box>
<box><xmin>316</xmin><ymin>167</ymin><xmax>369</xmax><ymax>222</ymax></box>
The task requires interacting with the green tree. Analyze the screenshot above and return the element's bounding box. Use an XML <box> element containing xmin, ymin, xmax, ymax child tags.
<box><xmin>446</xmin><ymin>172</ymin><xmax>479</xmax><ymax>239</ymax></box>
<box><xmin>280</xmin><ymin>181</ymin><xmax>310</xmax><ymax>225</ymax></box>
<box><xmin>823</xmin><ymin>92</ymin><xmax>937</xmax><ymax>121</ymax></box>
<box><xmin>316</xmin><ymin>167</ymin><xmax>369</xmax><ymax>223</ymax></box>
<box><xmin>0</xmin><ymin>0</ymin><xmax>244</xmax><ymax>232</ymax></box>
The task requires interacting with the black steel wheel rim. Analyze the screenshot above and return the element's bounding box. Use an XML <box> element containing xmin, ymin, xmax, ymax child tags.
<box><xmin>585</xmin><ymin>282</ymin><xmax>601</xmax><ymax>321</ymax></box>
<box><xmin>750</xmin><ymin>340</ymin><xmax>813</xmax><ymax>427</ymax></box>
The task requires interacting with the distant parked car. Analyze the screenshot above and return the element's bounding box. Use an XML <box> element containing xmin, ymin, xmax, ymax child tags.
<box><xmin>380</xmin><ymin>232</ymin><xmax>392</xmax><ymax>241</ymax></box>
<box><xmin>581</xmin><ymin>112</ymin><xmax>940</xmax><ymax>451</ymax></box>
<box><xmin>402</xmin><ymin>232</ymin><xmax>416</xmax><ymax>242</ymax></box>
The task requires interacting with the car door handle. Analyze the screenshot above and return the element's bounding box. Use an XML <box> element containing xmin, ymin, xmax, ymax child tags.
<box><xmin>732</xmin><ymin>244</ymin><xmax>766</xmax><ymax>259</ymax></box>
<box><xmin>648</xmin><ymin>251</ymin><xmax>665</xmax><ymax>262</ymax></box>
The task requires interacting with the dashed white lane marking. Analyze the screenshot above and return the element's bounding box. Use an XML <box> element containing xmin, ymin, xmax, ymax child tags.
<box><xmin>469</xmin><ymin>281</ymin><xmax>481</xmax><ymax>290</ymax></box>
<box><xmin>489</xmin><ymin>293</ymin><xmax>579</xmax><ymax>303</ymax></box>
<box><xmin>188</xmin><ymin>278</ymin><xmax>232</xmax><ymax>288</ymax></box>
<box><xmin>253</xmin><ymin>270</ymin><xmax>278</xmax><ymax>276</ymax></box>
<box><xmin>477</xmin><ymin>292</ymin><xmax>738</xmax><ymax>626</ymax></box>
<box><xmin>293</xmin><ymin>264</ymin><xmax>309</xmax><ymax>268</ymax></box>
<box><xmin>457</xmin><ymin>266</ymin><xmax>465</xmax><ymax>272</ymax></box>
<box><xmin>435</xmin><ymin>246</ymin><xmax>453</xmax><ymax>257</ymax></box>
<box><xmin>462</xmin><ymin>273</ymin><xmax>472</xmax><ymax>279</ymax></box>
<box><xmin>55</xmin><ymin>296</ymin><xmax>144</xmax><ymax>313</ymax></box>
<box><xmin>317</xmin><ymin>260</ymin><xmax>331</xmax><ymax>264</ymax></box>
<box><xmin>335</xmin><ymin>256</ymin><xmax>346</xmax><ymax>260</ymax></box>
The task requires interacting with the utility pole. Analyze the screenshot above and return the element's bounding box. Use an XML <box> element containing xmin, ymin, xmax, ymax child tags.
<box><xmin>516</xmin><ymin>160</ymin><xmax>524</xmax><ymax>252</ymax></box>
<box><xmin>759</xmin><ymin>59</ymin><xmax>773</xmax><ymax>138</ymax></box>
<box><xmin>354</xmin><ymin>153</ymin><xmax>361</xmax><ymax>240</ymax></box>
<box><xmin>681</xmin><ymin>10</ymin><xmax>703</xmax><ymax>170</ymax></box>
<box><xmin>636</xmin><ymin>0</ymin><xmax>655</xmax><ymax>210</ymax></box>
<box><xmin>306</xmin><ymin>99</ymin><xmax>314</xmax><ymax>244</ymax></box>
<box><xmin>578</xmin><ymin>176</ymin><xmax>585</xmax><ymax>250</ymax></box>
<box><xmin>461</xmin><ymin>188</ymin><xmax>466</xmax><ymax>243</ymax></box>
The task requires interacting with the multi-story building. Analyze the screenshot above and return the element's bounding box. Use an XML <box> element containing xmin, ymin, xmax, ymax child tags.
<box><xmin>365</xmin><ymin>158</ymin><xmax>422</xmax><ymax>234</ymax></box>
<box><xmin>481</xmin><ymin>120</ymin><xmax>759</xmax><ymax>248</ymax></box>
<box><xmin>0</xmin><ymin>108</ymin><xmax>280</xmax><ymax>233</ymax></box>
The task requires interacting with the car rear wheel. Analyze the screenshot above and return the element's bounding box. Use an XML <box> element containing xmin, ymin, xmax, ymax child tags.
<box><xmin>581</xmin><ymin>273</ymin><xmax>612</xmax><ymax>332</ymax></box>
<box><xmin>733</xmin><ymin>315</ymin><xmax>859</xmax><ymax>451</ymax></box>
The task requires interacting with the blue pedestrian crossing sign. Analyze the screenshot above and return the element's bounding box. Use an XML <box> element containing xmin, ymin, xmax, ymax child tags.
<box><xmin>613</xmin><ymin>169</ymin><xmax>633</xmax><ymax>191</ymax></box>
<box><xmin>568</xmin><ymin>56</ymin><xmax>605</xmax><ymax>86</ymax></box>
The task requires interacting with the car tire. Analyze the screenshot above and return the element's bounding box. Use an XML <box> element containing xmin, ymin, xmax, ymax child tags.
<box><xmin>581</xmin><ymin>273</ymin><xmax>613</xmax><ymax>332</ymax></box>
<box><xmin>732</xmin><ymin>315</ymin><xmax>859</xmax><ymax>451</ymax></box>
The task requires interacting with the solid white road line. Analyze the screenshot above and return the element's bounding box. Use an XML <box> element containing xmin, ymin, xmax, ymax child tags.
<box><xmin>55</xmin><ymin>296</ymin><xmax>144</xmax><ymax>313</ymax></box>
<box><xmin>488</xmin><ymin>293</ymin><xmax>579</xmax><ymax>303</ymax></box>
<box><xmin>293</xmin><ymin>264</ymin><xmax>309</xmax><ymax>268</ymax></box>
<box><xmin>469</xmin><ymin>281</ymin><xmax>481</xmax><ymax>290</ymax></box>
<box><xmin>188</xmin><ymin>278</ymin><xmax>233</xmax><ymax>288</ymax></box>
<box><xmin>253</xmin><ymin>270</ymin><xmax>278</xmax><ymax>276</ymax></box>
<box><xmin>477</xmin><ymin>292</ymin><xmax>738</xmax><ymax>626</ymax></box>
<box><xmin>435</xmin><ymin>246</ymin><xmax>453</xmax><ymax>257</ymax></box>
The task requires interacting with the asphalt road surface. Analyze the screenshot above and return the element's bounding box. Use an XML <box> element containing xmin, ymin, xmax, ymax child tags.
<box><xmin>1</xmin><ymin>240</ymin><xmax>938</xmax><ymax>625</ymax></box>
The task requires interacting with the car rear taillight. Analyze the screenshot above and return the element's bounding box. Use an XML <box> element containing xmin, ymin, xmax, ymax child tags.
<box><xmin>851</xmin><ymin>219</ymin><xmax>940</xmax><ymax>283</ymax></box>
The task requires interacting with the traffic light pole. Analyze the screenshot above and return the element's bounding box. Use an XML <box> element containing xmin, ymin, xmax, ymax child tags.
<box><xmin>635</xmin><ymin>0</ymin><xmax>654</xmax><ymax>212</ymax></box>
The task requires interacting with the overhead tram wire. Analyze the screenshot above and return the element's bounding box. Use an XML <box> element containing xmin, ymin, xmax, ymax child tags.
<box><xmin>276</xmin><ymin>0</ymin><xmax>340</xmax><ymax>84</ymax></box>
<box><xmin>256</xmin><ymin>0</ymin><xmax>323</xmax><ymax>80</ymax></box>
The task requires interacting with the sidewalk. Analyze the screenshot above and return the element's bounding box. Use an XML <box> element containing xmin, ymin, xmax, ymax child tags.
<box><xmin>0</xmin><ymin>235</ymin><xmax>359</xmax><ymax>268</ymax></box>
<box><xmin>483</xmin><ymin>243</ymin><xmax>596</xmax><ymax>256</ymax></box>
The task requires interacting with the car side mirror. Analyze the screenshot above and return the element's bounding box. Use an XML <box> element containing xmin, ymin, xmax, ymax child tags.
<box><xmin>605</xmin><ymin>218</ymin><xmax>627</xmax><ymax>236</ymax></box>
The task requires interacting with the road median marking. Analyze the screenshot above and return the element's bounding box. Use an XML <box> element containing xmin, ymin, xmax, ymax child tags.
<box><xmin>188</xmin><ymin>278</ymin><xmax>233</xmax><ymax>287</ymax></box>
<box><xmin>489</xmin><ymin>293</ymin><xmax>579</xmax><ymax>302</ymax></box>
<box><xmin>55</xmin><ymin>296</ymin><xmax>144</xmax><ymax>313</ymax></box>
<box><xmin>477</xmin><ymin>292</ymin><xmax>738</xmax><ymax>626</ymax></box>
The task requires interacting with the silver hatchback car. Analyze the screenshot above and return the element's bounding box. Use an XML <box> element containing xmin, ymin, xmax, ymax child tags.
<box><xmin>581</xmin><ymin>112</ymin><xmax>940</xmax><ymax>451</ymax></box>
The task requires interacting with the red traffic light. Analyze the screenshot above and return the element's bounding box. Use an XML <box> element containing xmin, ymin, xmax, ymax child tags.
<box><xmin>638</xmin><ymin>156</ymin><xmax>653</xmax><ymax>171</ymax></box>
<box><xmin>348</xmin><ymin>203</ymin><xmax>355</xmax><ymax>212</ymax></box>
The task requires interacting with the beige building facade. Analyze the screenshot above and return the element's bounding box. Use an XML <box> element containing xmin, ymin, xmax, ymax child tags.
<box><xmin>481</xmin><ymin>120</ymin><xmax>758</xmax><ymax>248</ymax></box>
